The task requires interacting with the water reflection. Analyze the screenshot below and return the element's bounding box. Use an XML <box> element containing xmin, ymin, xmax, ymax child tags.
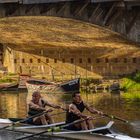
<box><xmin>0</xmin><ymin>91</ymin><xmax>140</xmax><ymax>139</ymax></box>
<box><xmin>0</xmin><ymin>91</ymin><xmax>27</xmax><ymax>118</ymax></box>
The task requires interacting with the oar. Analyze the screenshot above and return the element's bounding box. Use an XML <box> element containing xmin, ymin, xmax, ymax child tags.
<box><xmin>87</xmin><ymin>105</ymin><xmax>129</xmax><ymax>124</ymax></box>
<box><xmin>16</xmin><ymin>121</ymin><xmax>65</xmax><ymax>129</ymax></box>
<box><xmin>50</xmin><ymin>111</ymin><xmax>66</xmax><ymax>116</ymax></box>
<box><xmin>90</xmin><ymin>106</ymin><xmax>137</xmax><ymax>127</ymax></box>
<box><xmin>16</xmin><ymin>116</ymin><xmax>103</xmax><ymax>140</ymax></box>
<box><xmin>103</xmin><ymin>113</ymin><xmax>129</xmax><ymax>123</ymax></box>
<box><xmin>0</xmin><ymin>105</ymin><xmax>66</xmax><ymax>130</ymax></box>
<box><xmin>0</xmin><ymin>110</ymin><xmax>51</xmax><ymax>130</ymax></box>
<box><xmin>103</xmin><ymin>113</ymin><xmax>140</xmax><ymax>128</ymax></box>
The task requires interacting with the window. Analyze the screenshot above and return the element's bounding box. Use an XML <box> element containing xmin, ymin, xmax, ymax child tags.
<box><xmin>62</xmin><ymin>58</ymin><xmax>65</xmax><ymax>63</ymax></box>
<box><xmin>105</xmin><ymin>58</ymin><xmax>109</xmax><ymax>63</ymax></box>
<box><xmin>54</xmin><ymin>59</ymin><xmax>57</xmax><ymax>63</ymax></box>
<box><xmin>46</xmin><ymin>59</ymin><xmax>49</xmax><ymax>63</ymax></box>
<box><xmin>87</xmin><ymin>58</ymin><xmax>91</xmax><ymax>63</ymax></box>
<box><xmin>114</xmin><ymin>58</ymin><xmax>118</xmax><ymax>63</ymax></box>
<box><xmin>30</xmin><ymin>59</ymin><xmax>33</xmax><ymax>63</ymax></box>
<box><xmin>96</xmin><ymin>58</ymin><xmax>100</xmax><ymax>63</ymax></box>
<box><xmin>22</xmin><ymin>59</ymin><xmax>25</xmax><ymax>63</ymax></box>
<box><xmin>124</xmin><ymin>58</ymin><xmax>127</xmax><ymax>63</ymax></box>
<box><xmin>71</xmin><ymin>58</ymin><xmax>74</xmax><ymax>64</ymax></box>
<box><xmin>79</xmin><ymin>58</ymin><xmax>82</xmax><ymax>63</ymax></box>
<box><xmin>38</xmin><ymin>59</ymin><xmax>41</xmax><ymax>63</ymax></box>
<box><xmin>14</xmin><ymin>59</ymin><xmax>17</xmax><ymax>63</ymax></box>
<box><xmin>132</xmin><ymin>58</ymin><xmax>136</xmax><ymax>63</ymax></box>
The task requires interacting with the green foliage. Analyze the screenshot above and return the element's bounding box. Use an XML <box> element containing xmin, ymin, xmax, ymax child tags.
<box><xmin>133</xmin><ymin>72</ymin><xmax>140</xmax><ymax>82</ymax></box>
<box><xmin>0</xmin><ymin>73</ymin><xmax>18</xmax><ymax>83</ymax></box>
<box><xmin>122</xmin><ymin>92</ymin><xmax>140</xmax><ymax>102</ymax></box>
<box><xmin>0</xmin><ymin>78</ymin><xmax>13</xmax><ymax>83</ymax></box>
<box><xmin>7</xmin><ymin>73</ymin><xmax>17</xmax><ymax>76</ymax></box>
<box><xmin>121</xmin><ymin>77</ymin><xmax>140</xmax><ymax>92</ymax></box>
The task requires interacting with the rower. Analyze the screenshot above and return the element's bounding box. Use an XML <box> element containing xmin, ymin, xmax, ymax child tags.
<box><xmin>66</xmin><ymin>92</ymin><xmax>103</xmax><ymax>130</ymax></box>
<box><xmin>27</xmin><ymin>91</ymin><xmax>61</xmax><ymax>125</ymax></box>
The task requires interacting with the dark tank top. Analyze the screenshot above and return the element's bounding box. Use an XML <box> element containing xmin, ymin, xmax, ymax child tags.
<box><xmin>66</xmin><ymin>101</ymin><xmax>85</xmax><ymax>123</ymax></box>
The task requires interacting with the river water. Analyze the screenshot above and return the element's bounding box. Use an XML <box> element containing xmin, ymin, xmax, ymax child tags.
<box><xmin>0</xmin><ymin>91</ymin><xmax>140</xmax><ymax>140</ymax></box>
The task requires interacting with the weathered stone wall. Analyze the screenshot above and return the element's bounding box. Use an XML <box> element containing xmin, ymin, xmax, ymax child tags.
<box><xmin>3</xmin><ymin>47</ymin><xmax>140</xmax><ymax>79</ymax></box>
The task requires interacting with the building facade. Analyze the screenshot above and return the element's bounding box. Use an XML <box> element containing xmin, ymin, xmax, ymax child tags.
<box><xmin>3</xmin><ymin>46</ymin><xmax>140</xmax><ymax>80</ymax></box>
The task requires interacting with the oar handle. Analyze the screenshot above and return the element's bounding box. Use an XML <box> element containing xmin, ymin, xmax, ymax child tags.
<box><xmin>103</xmin><ymin>114</ymin><xmax>129</xmax><ymax>123</ymax></box>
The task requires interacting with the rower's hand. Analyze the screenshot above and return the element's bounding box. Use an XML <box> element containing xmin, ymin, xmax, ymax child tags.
<box><xmin>81</xmin><ymin>114</ymin><xmax>89</xmax><ymax>119</ymax></box>
<box><xmin>46</xmin><ymin>108</ymin><xmax>53</xmax><ymax>112</ymax></box>
<box><xmin>97</xmin><ymin>111</ymin><xmax>104</xmax><ymax>115</ymax></box>
<box><xmin>86</xmin><ymin>116</ymin><xmax>93</xmax><ymax>120</ymax></box>
<box><xmin>55</xmin><ymin>105</ymin><xmax>62</xmax><ymax>109</ymax></box>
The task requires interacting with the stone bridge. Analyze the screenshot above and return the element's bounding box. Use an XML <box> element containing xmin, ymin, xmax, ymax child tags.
<box><xmin>0</xmin><ymin>0</ymin><xmax>140</xmax><ymax>43</ymax></box>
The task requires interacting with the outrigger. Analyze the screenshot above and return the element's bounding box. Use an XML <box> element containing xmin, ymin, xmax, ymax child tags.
<box><xmin>0</xmin><ymin>118</ymin><xmax>139</xmax><ymax>140</ymax></box>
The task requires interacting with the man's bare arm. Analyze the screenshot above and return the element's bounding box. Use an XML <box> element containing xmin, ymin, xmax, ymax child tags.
<box><xmin>69</xmin><ymin>104</ymin><xmax>87</xmax><ymax>118</ymax></box>
<box><xmin>84</xmin><ymin>103</ymin><xmax>103</xmax><ymax>115</ymax></box>
<box><xmin>44</xmin><ymin>100</ymin><xmax>61</xmax><ymax>109</ymax></box>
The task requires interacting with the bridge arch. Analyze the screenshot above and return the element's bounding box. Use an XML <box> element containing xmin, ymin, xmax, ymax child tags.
<box><xmin>0</xmin><ymin>0</ymin><xmax>140</xmax><ymax>43</ymax></box>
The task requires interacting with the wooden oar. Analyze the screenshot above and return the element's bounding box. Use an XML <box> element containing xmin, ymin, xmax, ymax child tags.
<box><xmin>16</xmin><ymin>116</ymin><xmax>104</xmax><ymax>140</ymax></box>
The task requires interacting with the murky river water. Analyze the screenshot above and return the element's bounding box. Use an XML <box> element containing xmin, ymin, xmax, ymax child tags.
<box><xmin>0</xmin><ymin>91</ymin><xmax>140</xmax><ymax>140</ymax></box>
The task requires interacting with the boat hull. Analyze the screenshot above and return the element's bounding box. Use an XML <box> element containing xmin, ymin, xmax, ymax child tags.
<box><xmin>1</xmin><ymin>119</ymin><xmax>139</xmax><ymax>140</ymax></box>
<box><xmin>0</xmin><ymin>83</ymin><xmax>22</xmax><ymax>91</ymax></box>
<box><xmin>7</xmin><ymin>121</ymin><xmax>114</xmax><ymax>140</ymax></box>
<box><xmin>26</xmin><ymin>78</ymin><xmax>80</xmax><ymax>94</ymax></box>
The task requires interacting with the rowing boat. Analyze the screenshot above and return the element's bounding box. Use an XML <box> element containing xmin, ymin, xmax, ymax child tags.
<box><xmin>1</xmin><ymin>119</ymin><xmax>138</xmax><ymax>140</ymax></box>
<box><xmin>26</xmin><ymin>78</ymin><xmax>80</xmax><ymax>94</ymax></box>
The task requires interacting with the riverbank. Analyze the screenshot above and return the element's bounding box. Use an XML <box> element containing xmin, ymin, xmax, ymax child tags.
<box><xmin>0</xmin><ymin>73</ymin><xmax>18</xmax><ymax>83</ymax></box>
<box><xmin>121</xmin><ymin>73</ymin><xmax>140</xmax><ymax>91</ymax></box>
